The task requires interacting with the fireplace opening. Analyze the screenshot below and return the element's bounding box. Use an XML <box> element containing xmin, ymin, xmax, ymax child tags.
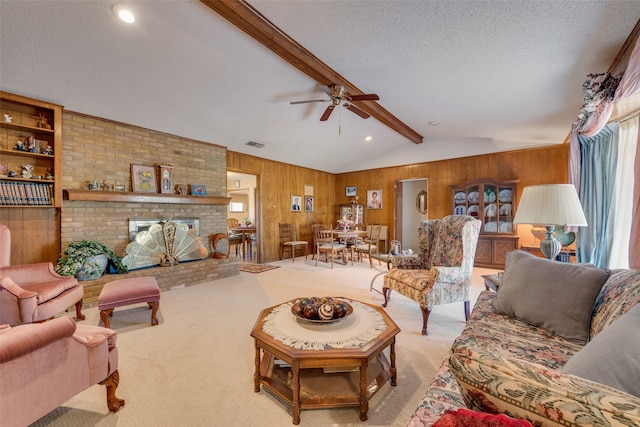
<box><xmin>129</xmin><ymin>218</ymin><xmax>199</xmax><ymax>242</ymax></box>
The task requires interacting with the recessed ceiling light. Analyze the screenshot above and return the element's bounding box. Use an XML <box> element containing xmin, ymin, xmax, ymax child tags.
<box><xmin>364</xmin><ymin>135</ymin><xmax>373</xmax><ymax>142</ymax></box>
<box><xmin>112</xmin><ymin>4</ymin><xmax>135</xmax><ymax>23</ymax></box>
<box><xmin>428</xmin><ymin>121</ymin><xmax>439</xmax><ymax>126</ymax></box>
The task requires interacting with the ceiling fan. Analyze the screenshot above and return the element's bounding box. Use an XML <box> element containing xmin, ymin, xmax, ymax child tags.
<box><xmin>290</xmin><ymin>84</ymin><xmax>379</xmax><ymax>121</ymax></box>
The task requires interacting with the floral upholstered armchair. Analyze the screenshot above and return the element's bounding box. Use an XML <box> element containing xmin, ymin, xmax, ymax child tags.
<box><xmin>382</xmin><ymin>215</ymin><xmax>481</xmax><ymax>335</ymax></box>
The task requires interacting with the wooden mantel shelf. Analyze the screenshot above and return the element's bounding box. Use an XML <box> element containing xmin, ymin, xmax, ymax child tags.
<box><xmin>64</xmin><ymin>189</ymin><xmax>230</xmax><ymax>205</ymax></box>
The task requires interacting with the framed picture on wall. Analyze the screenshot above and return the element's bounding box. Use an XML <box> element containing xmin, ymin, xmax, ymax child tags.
<box><xmin>367</xmin><ymin>189</ymin><xmax>382</xmax><ymax>209</ymax></box>
<box><xmin>131</xmin><ymin>164</ymin><xmax>157</xmax><ymax>193</ymax></box>
<box><xmin>304</xmin><ymin>184</ymin><xmax>314</xmax><ymax>196</ymax></box>
<box><xmin>346</xmin><ymin>186</ymin><xmax>357</xmax><ymax>197</ymax></box>
<box><xmin>190</xmin><ymin>184</ymin><xmax>207</xmax><ymax>196</ymax></box>
<box><xmin>291</xmin><ymin>195</ymin><xmax>302</xmax><ymax>212</ymax></box>
<box><xmin>304</xmin><ymin>196</ymin><xmax>314</xmax><ymax>212</ymax></box>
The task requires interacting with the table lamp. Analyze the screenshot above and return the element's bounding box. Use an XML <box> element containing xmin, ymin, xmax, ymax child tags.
<box><xmin>512</xmin><ymin>184</ymin><xmax>587</xmax><ymax>260</ymax></box>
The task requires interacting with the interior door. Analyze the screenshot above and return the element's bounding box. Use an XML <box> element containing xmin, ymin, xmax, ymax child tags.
<box><xmin>394</xmin><ymin>178</ymin><xmax>429</xmax><ymax>252</ymax></box>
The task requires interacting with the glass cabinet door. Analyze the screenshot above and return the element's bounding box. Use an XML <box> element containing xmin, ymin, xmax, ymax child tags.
<box><xmin>340</xmin><ymin>204</ymin><xmax>364</xmax><ymax>224</ymax></box>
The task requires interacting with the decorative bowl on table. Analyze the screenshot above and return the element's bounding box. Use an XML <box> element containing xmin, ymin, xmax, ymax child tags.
<box><xmin>291</xmin><ymin>297</ymin><xmax>353</xmax><ymax>323</ymax></box>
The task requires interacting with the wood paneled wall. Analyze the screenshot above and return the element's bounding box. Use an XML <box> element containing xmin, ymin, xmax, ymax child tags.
<box><xmin>227</xmin><ymin>151</ymin><xmax>336</xmax><ymax>262</ymax></box>
<box><xmin>229</xmin><ymin>144</ymin><xmax>569</xmax><ymax>263</ymax></box>
<box><xmin>334</xmin><ymin>144</ymin><xmax>569</xmax><ymax>248</ymax></box>
<box><xmin>0</xmin><ymin>208</ymin><xmax>59</xmax><ymax>264</ymax></box>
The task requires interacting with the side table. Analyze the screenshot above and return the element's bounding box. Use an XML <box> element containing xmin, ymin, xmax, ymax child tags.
<box><xmin>481</xmin><ymin>273</ymin><xmax>502</xmax><ymax>292</ymax></box>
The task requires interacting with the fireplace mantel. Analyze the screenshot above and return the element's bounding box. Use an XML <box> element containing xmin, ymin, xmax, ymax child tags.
<box><xmin>64</xmin><ymin>189</ymin><xmax>230</xmax><ymax>205</ymax></box>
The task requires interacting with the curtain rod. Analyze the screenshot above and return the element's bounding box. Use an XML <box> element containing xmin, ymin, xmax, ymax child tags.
<box><xmin>615</xmin><ymin>108</ymin><xmax>640</xmax><ymax>124</ymax></box>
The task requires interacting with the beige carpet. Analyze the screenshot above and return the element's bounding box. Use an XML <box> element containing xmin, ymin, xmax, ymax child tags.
<box><xmin>31</xmin><ymin>257</ymin><xmax>497</xmax><ymax>427</ymax></box>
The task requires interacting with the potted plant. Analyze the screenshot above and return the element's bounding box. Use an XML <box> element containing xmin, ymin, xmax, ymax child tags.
<box><xmin>55</xmin><ymin>240</ymin><xmax>128</xmax><ymax>280</ymax></box>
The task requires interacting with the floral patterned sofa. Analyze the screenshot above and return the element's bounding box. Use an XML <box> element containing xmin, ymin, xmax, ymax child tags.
<box><xmin>407</xmin><ymin>251</ymin><xmax>640</xmax><ymax>427</ymax></box>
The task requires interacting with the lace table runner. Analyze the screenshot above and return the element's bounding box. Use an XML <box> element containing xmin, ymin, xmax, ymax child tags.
<box><xmin>262</xmin><ymin>299</ymin><xmax>387</xmax><ymax>350</ymax></box>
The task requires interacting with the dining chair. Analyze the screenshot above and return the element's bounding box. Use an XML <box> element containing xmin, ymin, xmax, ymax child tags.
<box><xmin>311</xmin><ymin>223</ymin><xmax>329</xmax><ymax>260</ymax></box>
<box><xmin>227</xmin><ymin>218</ymin><xmax>243</xmax><ymax>257</ymax></box>
<box><xmin>279</xmin><ymin>223</ymin><xmax>308</xmax><ymax>262</ymax></box>
<box><xmin>355</xmin><ymin>224</ymin><xmax>382</xmax><ymax>268</ymax></box>
<box><xmin>314</xmin><ymin>228</ymin><xmax>347</xmax><ymax>269</ymax></box>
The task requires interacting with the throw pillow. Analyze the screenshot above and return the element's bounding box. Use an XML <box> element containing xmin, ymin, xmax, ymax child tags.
<box><xmin>563</xmin><ymin>303</ymin><xmax>640</xmax><ymax>397</ymax></box>
<box><xmin>433</xmin><ymin>408</ymin><xmax>534</xmax><ymax>427</ymax></box>
<box><xmin>495</xmin><ymin>250</ymin><xmax>609</xmax><ymax>344</ymax></box>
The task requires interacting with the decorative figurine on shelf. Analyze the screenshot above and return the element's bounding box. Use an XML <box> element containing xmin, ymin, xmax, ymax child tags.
<box><xmin>0</xmin><ymin>165</ymin><xmax>6</xmax><ymax>177</ymax></box>
<box><xmin>36</xmin><ymin>114</ymin><xmax>51</xmax><ymax>130</ymax></box>
<box><xmin>3</xmin><ymin>114</ymin><xmax>12</xmax><ymax>123</ymax></box>
<box><xmin>45</xmin><ymin>169</ymin><xmax>54</xmax><ymax>180</ymax></box>
<box><xmin>21</xmin><ymin>164</ymin><xmax>34</xmax><ymax>179</ymax></box>
<box><xmin>43</xmin><ymin>144</ymin><xmax>53</xmax><ymax>155</ymax></box>
<box><xmin>14</xmin><ymin>140</ymin><xmax>26</xmax><ymax>151</ymax></box>
<box><xmin>27</xmin><ymin>137</ymin><xmax>38</xmax><ymax>153</ymax></box>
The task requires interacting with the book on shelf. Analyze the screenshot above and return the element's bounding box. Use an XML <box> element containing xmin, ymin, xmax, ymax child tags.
<box><xmin>0</xmin><ymin>180</ymin><xmax>53</xmax><ymax>206</ymax></box>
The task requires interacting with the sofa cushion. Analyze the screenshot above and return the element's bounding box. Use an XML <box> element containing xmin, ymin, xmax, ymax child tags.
<box><xmin>495</xmin><ymin>250</ymin><xmax>609</xmax><ymax>344</ymax></box>
<box><xmin>563</xmin><ymin>302</ymin><xmax>640</xmax><ymax>397</ymax></box>
<box><xmin>385</xmin><ymin>267</ymin><xmax>438</xmax><ymax>292</ymax></box>
<box><xmin>590</xmin><ymin>269</ymin><xmax>640</xmax><ymax>338</ymax></box>
<box><xmin>456</xmin><ymin>292</ymin><xmax>582</xmax><ymax>369</ymax></box>
<box><xmin>449</xmin><ymin>348</ymin><xmax>640</xmax><ymax>426</ymax></box>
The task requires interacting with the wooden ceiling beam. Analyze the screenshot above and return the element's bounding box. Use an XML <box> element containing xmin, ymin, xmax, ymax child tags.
<box><xmin>200</xmin><ymin>0</ymin><xmax>423</xmax><ymax>144</ymax></box>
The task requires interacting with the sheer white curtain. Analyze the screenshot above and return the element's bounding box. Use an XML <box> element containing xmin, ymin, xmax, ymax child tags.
<box><xmin>609</xmin><ymin>115</ymin><xmax>639</xmax><ymax>268</ymax></box>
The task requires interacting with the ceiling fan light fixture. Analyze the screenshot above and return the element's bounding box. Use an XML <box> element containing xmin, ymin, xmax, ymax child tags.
<box><xmin>112</xmin><ymin>4</ymin><xmax>135</xmax><ymax>24</ymax></box>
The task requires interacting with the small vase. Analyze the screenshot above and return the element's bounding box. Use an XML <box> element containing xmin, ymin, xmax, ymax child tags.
<box><xmin>76</xmin><ymin>254</ymin><xmax>108</xmax><ymax>281</ymax></box>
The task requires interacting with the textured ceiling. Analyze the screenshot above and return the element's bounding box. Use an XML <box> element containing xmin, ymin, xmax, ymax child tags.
<box><xmin>1</xmin><ymin>1</ymin><xmax>638</xmax><ymax>173</ymax></box>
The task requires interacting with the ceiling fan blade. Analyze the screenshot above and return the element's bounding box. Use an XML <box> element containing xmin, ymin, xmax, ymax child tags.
<box><xmin>290</xmin><ymin>99</ymin><xmax>327</xmax><ymax>105</ymax></box>
<box><xmin>349</xmin><ymin>94</ymin><xmax>379</xmax><ymax>102</ymax></box>
<box><xmin>320</xmin><ymin>105</ymin><xmax>335</xmax><ymax>121</ymax></box>
<box><xmin>345</xmin><ymin>103</ymin><xmax>370</xmax><ymax>119</ymax></box>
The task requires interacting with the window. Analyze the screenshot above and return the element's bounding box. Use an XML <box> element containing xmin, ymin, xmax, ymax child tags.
<box><xmin>229</xmin><ymin>202</ymin><xmax>244</xmax><ymax>212</ymax></box>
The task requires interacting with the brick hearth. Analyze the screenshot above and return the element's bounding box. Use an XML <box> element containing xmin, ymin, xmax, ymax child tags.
<box><xmin>79</xmin><ymin>257</ymin><xmax>240</xmax><ymax>308</ymax></box>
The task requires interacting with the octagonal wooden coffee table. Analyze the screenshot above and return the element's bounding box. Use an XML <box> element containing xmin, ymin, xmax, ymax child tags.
<box><xmin>251</xmin><ymin>298</ymin><xmax>400</xmax><ymax>424</ymax></box>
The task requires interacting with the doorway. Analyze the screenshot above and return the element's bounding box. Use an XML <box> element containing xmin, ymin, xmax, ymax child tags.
<box><xmin>394</xmin><ymin>178</ymin><xmax>428</xmax><ymax>252</ymax></box>
<box><xmin>227</xmin><ymin>171</ymin><xmax>260</xmax><ymax>263</ymax></box>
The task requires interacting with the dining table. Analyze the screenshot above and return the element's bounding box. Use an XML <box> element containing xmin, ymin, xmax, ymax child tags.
<box><xmin>232</xmin><ymin>226</ymin><xmax>257</xmax><ymax>258</ymax></box>
<box><xmin>332</xmin><ymin>229</ymin><xmax>368</xmax><ymax>264</ymax></box>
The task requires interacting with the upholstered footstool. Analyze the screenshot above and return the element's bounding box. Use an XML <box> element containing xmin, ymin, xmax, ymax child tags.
<box><xmin>98</xmin><ymin>276</ymin><xmax>161</xmax><ymax>329</ymax></box>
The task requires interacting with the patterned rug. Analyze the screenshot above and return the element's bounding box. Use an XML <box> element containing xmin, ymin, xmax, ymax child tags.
<box><xmin>239</xmin><ymin>263</ymin><xmax>281</xmax><ymax>274</ymax></box>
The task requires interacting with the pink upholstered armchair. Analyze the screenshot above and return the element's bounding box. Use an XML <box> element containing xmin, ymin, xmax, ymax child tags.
<box><xmin>0</xmin><ymin>224</ymin><xmax>84</xmax><ymax>325</ymax></box>
<box><xmin>383</xmin><ymin>215</ymin><xmax>481</xmax><ymax>335</ymax></box>
<box><xmin>0</xmin><ymin>317</ymin><xmax>124</xmax><ymax>425</ymax></box>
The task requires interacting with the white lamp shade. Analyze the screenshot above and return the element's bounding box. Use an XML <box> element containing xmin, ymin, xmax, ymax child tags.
<box><xmin>513</xmin><ymin>184</ymin><xmax>587</xmax><ymax>226</ymax></box>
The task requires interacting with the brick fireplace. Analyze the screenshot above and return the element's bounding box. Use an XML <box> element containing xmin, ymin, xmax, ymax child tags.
<box><xmin>59</xmin><ymin>111</ymin><xmax>238</xmax><ymax>303</ymax></box>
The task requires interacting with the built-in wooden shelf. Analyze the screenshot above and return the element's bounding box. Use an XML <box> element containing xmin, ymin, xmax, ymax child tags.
<box><xmin>64</xmin><ymin>189</ymin><xmax>230</xmax><ymax>205</ymax></box>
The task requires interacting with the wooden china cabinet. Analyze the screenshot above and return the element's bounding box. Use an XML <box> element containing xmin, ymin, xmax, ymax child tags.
<box><xmin>451</xmin><ymin>179</ymin><xmax>519</xmax><ymax>268</ymax></box>
<box><xmin>339</xmin><ymin>204</ymin><xmax>364</xmax><ymax>225</ymax></box>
